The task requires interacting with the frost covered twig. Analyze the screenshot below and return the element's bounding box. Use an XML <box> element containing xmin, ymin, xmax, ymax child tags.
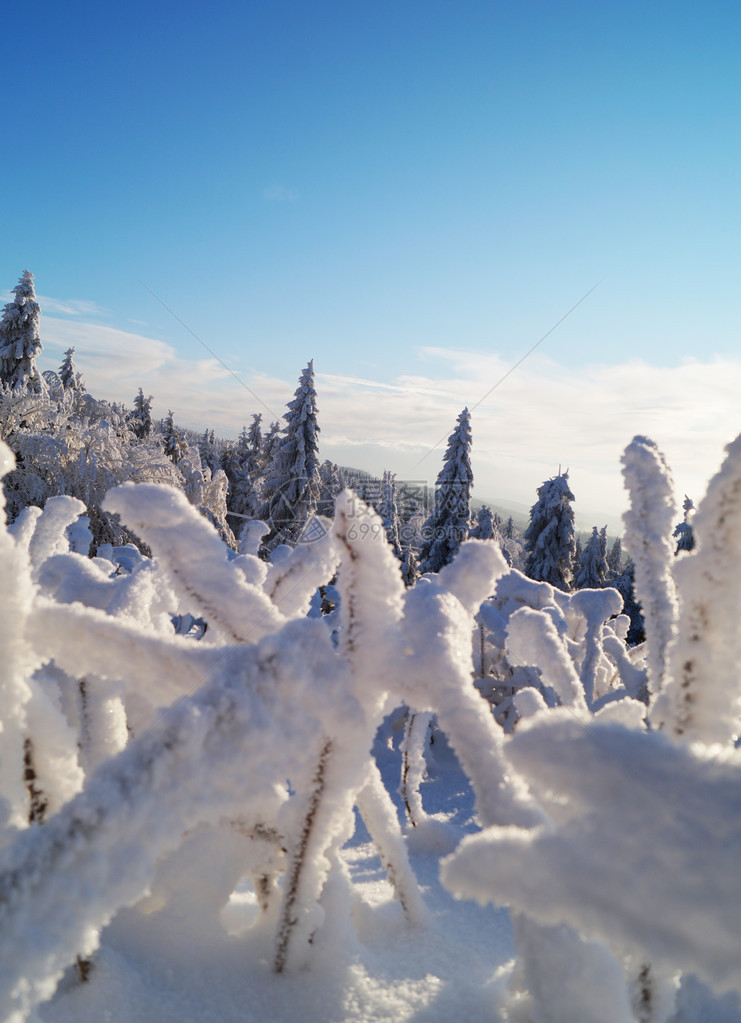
<box><xmin>399</xmin><ymin>711</ymin><xmax>432</xmax><ymax>827</ymax></box>
<box><xmin>103</xmin><ymin>483</ymin><xmax>286</xmax><ymax>644</ymax></box>
<box><xmin>506</xmin><ymin>606</ymin><xmax>587</xmax><ymax>712</ymax></box>
<box><xmin>274</xmin><ymin>737</ymin><xmax>334</xmax><ymax>973</ymax></box>
<box><xmin>654</xmin><ymin>432</ymin><xmax>741</xmax><ymax>744</ymax></box>
<box><xmin>620</xmin><ymin>437</ymin><xmax>677</xmax><ymax>698</ymax></box>
<box><xmin>333</xmin><ymin>489</ymin><xmax>405</xmax><ymax>715</ymax></box>
<box><xmin>30</xmin><ymin>598</ymin><xmax>231</xmax><ymax>712</ymax></box>
<box><xmin>356</xmin><ymin>761</ymin><xmax>428</xmax><ymax>925</ymax></box>
<box><xmin>401</xmin><ymin>542</ymin><xmax>543</xmax><ymax>828</ymax></box>
<box><xmin>0</xmin><ymin>443</ymin><xmax>39</xmax><ymax>833</ymax></box>
<box><xmin>570</xmin><ymin>587</ymin><xmax>623</xmax><ymax>707</ymax></box>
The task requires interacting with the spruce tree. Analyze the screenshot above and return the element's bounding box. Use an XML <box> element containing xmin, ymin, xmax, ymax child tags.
<box><xmin>470</xmin><ymin>504</ymin><xmax>497</xmax><ymax>540</ymax></box>
<box><xmin>378</xmin><ymin>470</ymin><xmax>403</xmax><ymax>559</ymax></box>
<box><xmin>613</xmin><ymin>559</ymin><xmax>645</xmax><ymax>645</ymax></box>
<box><xmin>418</xmin><ymin>407</ymin><xmax>473</xmax><ymax>573</ymax></box>
<box><xmin>58</xmin><ymin>347</ymin><xmax>84</xmax><ymax>391</ymax></box>
<box><xmin>401</xmin><ymin>546</ymin><xmax>420</xmax><ymax>587</ymax></box>
<box><xmin>199</xmin><ymin>428</ymin><xmax>221</xmax><ymax>475</ymax></box>
<box><xmin>317</xmin><ymin>459</ymin><xmax>342</xmax><ymax>518</ymax></box>
<box><xmin>236</xmin><ymin>423</ymin><xmax>251</xmax><ymax>460</ymax></box>
<box><xmin>573</xmin><ymin>533</ymin><xmax>584</xmax><ymax>571</ymax></box>
<box><xmin>673</xmin><ymin>495</ymin><xmax>695</xmax><ymax>554</ymax></box>
<box><xmin>130</xmin><ymin>388</ymin><xmax>154</xmax><ymax>439</ymax></box>
<box><xmin>0</xmin><ymin>271</ymin><xmax>45</xmax><ymax>394</ymax></box>
<box><xmin>260</xmin><ymin>361</ymin><xmax>321</xmax><ymax>548</ymax></box>
<box><xmin>260</xmin><ymin>420</ymin><xmax>281</xmax><ymax>471</ymax></box>
<box><xmin>607</xmin><ymin>536</ymin><xmax>624</xmax><ymax>575</ymax></box>
<box><xmin>163</xmin><ymin>410</ymin><xmax>185</xmax><ymax>463</ymax></box>
<box><xmin>523</xmin><ymin>471</ymin><xmax>576</xmax><ymax>591</ymax></box>
<box><xmin>221</xmin><ymin>441</ymin><xmax>241</xmax><ymax>483</ymax></box>
<box><xmin>573</xmin><ymin>525</ymin><xmax>609</xmax><ymax>589</ymax></box>
<box><xmin>398</xmin><ymin>493</ymin><xmax>425</xmax><ymax>555</ymax></box>
<box><xmin>226</xmin><ymin>414</ymin><xmax>264</xmax><ymax>525</ymax></box>
<box><xmin>246</xmin><ymin>413</ymin><xmax>263</xmax><ymax>463</ymax></box>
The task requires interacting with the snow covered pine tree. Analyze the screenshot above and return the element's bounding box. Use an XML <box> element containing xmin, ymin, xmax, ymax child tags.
<box><xmin>673</xmin><ymin>495</ymin><xmax>695</xmax><ymax>554</ymax></box>
<box><xmin>58</xmin><ymin>348</ymin><xmax>84</xmax><ymax>392</ymax></box>
<box><xmin>419</xmin><ymin>408</ymin><xmax>473</xmax><ymax>573</ymax></box>
<box><xmin>469</xmin><ymin>504</ymin><xmax>498</xmax><ymax>541</ymax></box>
<box><xmin>573</xmin><ymin>525</ymin><xmax>609</xmax><ymax>589</ymax></box>
<box><xmin>130</xmin><ymin>388</ymin><xmax>154</xmax><ymax>440</ymax></box>
<box><xmin>0</xmin><ymin>271</ymin><xmax>45</xmax><ymax>394</ymax></box>
<box><xmin>523</xmin><ymin>471</ymin><xmax>576</xmax><ymax>590</ymax></box>
<box><xmin>259</xmin><ymin>361</ymin><xmax>321</xmax><ymax>549</ymax></box>
<box><xmin>162</xmin><ymin>410</ymin><xmax>185</xmax><ymax>464</ymax></box>
<box><xmin>378</xmin><ymin>470</ymin><xmax>403</xmax><ymax>560</ymax></box>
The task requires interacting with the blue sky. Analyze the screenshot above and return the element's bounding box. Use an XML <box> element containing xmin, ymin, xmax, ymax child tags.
<box><xmin>1</xmin><ymin>0</ymin><xmax>738</xmax><ymax>520</ymax></box>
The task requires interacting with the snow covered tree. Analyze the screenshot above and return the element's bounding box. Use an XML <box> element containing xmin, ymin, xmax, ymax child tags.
<box><xmin>607</xmin><ymin>535</ymin><xmax>624</xmax><ymax>575</ymax></box>
<box><xmin>573</xmin><ymin>525</ymin><xmax>609</xmax><ymax>589</ymax></box>
<box><xmin>226</xmin><ymin>415</ymin><xmax>265</xmax><ymax>528</ymax></box>
<box><xmin>573</xmin><ymin>533</ymin><xmax>584</xmax><ymax>570</ymax></box>
<box><xmin>58</xmin><ymin>347</ymin><xmax>84</xmax><ymax>392</ymax></box>
<box><xmin>470</xmin><ymin>504</ymin><xmax>498</xmax><ymax>540</ymax></box>
<box><xmin>378</xmin><ymin>470</ymin><xmax>403</xmax><ymax>559</ymax></box>
<box><xmin>524</xmin><ymin>471</ymin><xmax>576</xmax><ymax>591</ymax></box>
<box><xmin>162</xmin><ymin>410</ymin><xmax>185</xmax><ymax>464</ymax></box>
<box><xmin>240</xmin><ymin>412</ymin><xmax>263</xmax><ymax>475</ymax></box>
<box><xmin>418</xmin><ymin>408</ymin><xmax>474</xmax><ymax>573</ymax></box>
<box><xmin>358</xmin><ymin>476</ymin><xmax>377</xmax><ymax>509</ymax></box>
<box><xmin>0</xmin><ymin>271</ymin><xmax>45</xmax><ymax>394</ymax></box>
<box><xmin>199</xmin><ymin>428</ymin><xmax>222</xmax><ymax>475</ymax></box>
<box><xmin>613</xmin><ymin>559</ymin><xmax>645</xmax><ymax>646</ymax></box>
<box><xmin>247</xmin><ymin>413</ymin><xmax>262</xmax><ymax>454</ymax></box>
<box><xmin>259</xmin><ymin>361</ymin><xmax>321</xmax><ymax>548</ymax></box>
<box><xmin>398</xmin><ymin>491</ymin><xmax>425</xmax><ymax>555</ymax></box>
<box><xmin>317</xmin><ymin>459</ymin><xmax>343</xmax><ymax>518</ymax></box>
<box><xmin>261</xmin><ymin>420</ymin><xmax>281</xmax><ymax>471</ymax></box>
<box><xmin>220</xmin><ymin>441</ymin><xmax>241</xmax><ymax>485</ymax></box>
<box><xmin>401</xmin><ymin>545</ymin><xmax>420</xmax><ymax>587</ymax></box>
<box><xmin>130</xmin><ymin>388</ymin><xmax>153</xmax><ymax>440</ymax></box>
<box><xmin>673</xmin><ymin>495</ymin><xmax>695</xmax><ymax>554</ymax></box>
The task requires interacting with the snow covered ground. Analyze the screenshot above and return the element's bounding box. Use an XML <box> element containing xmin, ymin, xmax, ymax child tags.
<box><xmin>34</xmin><ymin>727</ymin><xmax>741</xmax><ymax>1023</ymax></box>
<box><xmin>34</xmin><ymin>727</ymin><xmax>510</xmax><ymax>1023</ymax></box>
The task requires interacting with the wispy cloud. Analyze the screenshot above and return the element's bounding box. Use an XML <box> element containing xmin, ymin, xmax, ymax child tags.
<box><xmin>38</xmin><ymin>295</ymin><xmax>110</xmax><ymax>318</ymax></box>
<box><xmin>43</xmin><ymin>318</ymin><xmax>176</xmax><ymax>376</ymax></box>
<box><xmin>263</xmin><ymin>184</ymin><xmax>299</xmax><ymax>202</ymax></box>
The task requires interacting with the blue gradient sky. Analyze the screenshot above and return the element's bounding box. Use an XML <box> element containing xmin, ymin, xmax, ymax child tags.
<box><xmin>1</xmin><ymin>0</ymin><xmax>738</xmax><ymax>517</ymax></box>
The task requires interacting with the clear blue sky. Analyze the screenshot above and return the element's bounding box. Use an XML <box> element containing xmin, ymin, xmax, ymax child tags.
<box><xmin>1</xmin><ymin>0</ymin><xmax>738</xmax><ymax>517</ymax></box>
